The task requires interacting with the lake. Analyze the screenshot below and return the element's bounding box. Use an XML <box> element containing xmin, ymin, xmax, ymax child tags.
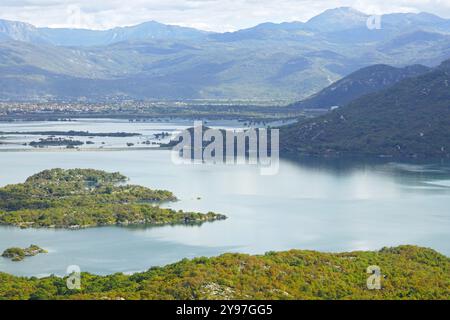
<box><xmin>0</xmin><ymin>120</ymin><xmax>449</xmax><ymax>277</ymax></box>
<box><xmin>0</xmin><ymin>118</ymin><xmax>251</xmax><ymax>151</ymax></box>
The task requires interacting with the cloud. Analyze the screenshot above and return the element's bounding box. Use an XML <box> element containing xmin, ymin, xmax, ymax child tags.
<box><xmin>0</xmin><ymin>0</ymin><xmax>449</xmax><ymax>32</ymax></box>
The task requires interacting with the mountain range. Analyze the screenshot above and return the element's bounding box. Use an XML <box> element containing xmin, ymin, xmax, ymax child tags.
<box><xmin>0</xmin><ymin>20</ymin><xmax>210</xmax><ymax>46</ymax></box>
<box><xmin>280</xmin><ymin>58</ymin><xmax>450</xmax><ymax>158</ymax></box>
<box><xmin>0</xmin><ymin>7</ymin><xmax>450</xmax><ymax>101</ymax></box>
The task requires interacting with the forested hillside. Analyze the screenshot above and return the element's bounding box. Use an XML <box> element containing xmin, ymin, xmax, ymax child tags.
<box><xmin>0</xmin><ymin>246</ymin><xmax>448</xmax><ymax>300</ymax></box>
<box><xmin>281</xmin><ymin>59</ymin><xmax>450</xmax><ymax>158</ymax></box>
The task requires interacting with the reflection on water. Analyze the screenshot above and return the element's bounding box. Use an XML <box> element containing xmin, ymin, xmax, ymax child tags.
<box><xmin>0</xmin><ymin>121</ymin><xmax>449</xmax><ymax>277</ymax></box>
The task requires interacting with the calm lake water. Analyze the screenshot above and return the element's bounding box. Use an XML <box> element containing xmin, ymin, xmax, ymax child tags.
<box><xmin>0</xmin><ymin>120</ymin><xmax>450</xmax><ymax>276</ymax></box>
<box><xmin>0</xmin><ymin>118</ymin><xmax>250</xmax><ymax>150</ymax></box>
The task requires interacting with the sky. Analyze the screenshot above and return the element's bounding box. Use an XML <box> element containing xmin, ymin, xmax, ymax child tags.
<box><xmin>1</xmin><ymin>0</ymin><xmax>450</xmax><ymax>32</ymax></box>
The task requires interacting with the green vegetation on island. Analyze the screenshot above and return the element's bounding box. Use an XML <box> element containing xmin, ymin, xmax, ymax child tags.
<box><xmin>29</xmin><ymin>138</ymin><xmax>84</xmax><ymax>148</ymax></box>
<box><xmin>0</xmin><ymin>169</ymin><xmax>226</xmax><ymax>229</ymax></box>
<box><xmin>2</xmin><ymin>245</ymin><xmax>47</xmax><ymax>262</ymax></box>
<box><xmin>0</xmin><ymin>245</ymin><xmax>448</xmax><ymax>300</ymax></box>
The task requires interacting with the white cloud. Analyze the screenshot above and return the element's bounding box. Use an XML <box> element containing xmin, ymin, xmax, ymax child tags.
<box><xmin>0</xmin><ymin>0</ymin><xmax>449</xmax><ymax>32</ymax></box>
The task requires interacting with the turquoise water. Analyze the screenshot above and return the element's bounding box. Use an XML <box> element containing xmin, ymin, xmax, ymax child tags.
<box><xmin>0</xmin><ymin>121</ymin><xmax>449</xmax><ymax>277</ymax></box>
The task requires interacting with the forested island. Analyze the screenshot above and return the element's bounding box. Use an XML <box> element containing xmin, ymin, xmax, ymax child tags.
<box><xmin>2</xmin><ymin>245</ymin><xmax>47</xmax><ymax>262</ymax></box>
<box><xmin>28</xmin><ymin>138</ymin><xmax>84</xmax><ymax>148</ymax></box>
<box><xmin>0</xmin><ymin>245</ymin><xmax>448</xmax><ymax>300</ymax></box>
<box><xmin>0</xmin><ymin>169</ymin><xmax>226</xmax><ymax>229</ymax></box>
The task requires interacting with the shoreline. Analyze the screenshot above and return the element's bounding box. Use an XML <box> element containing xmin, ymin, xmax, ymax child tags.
<box><xmin>1</xmin><ymin>242</ymin><xmax>448</xmax><ymax>279</ymax></box>
<box><xmin>0</xmin><ymin>146</ymin><xmax>171</xmax><ymax>153</ymax></box>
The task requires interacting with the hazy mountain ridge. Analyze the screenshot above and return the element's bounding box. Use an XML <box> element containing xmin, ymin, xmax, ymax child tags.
<box><xmin>280</xmin><ymin>59</ymin><xmax>450</xmax><ymax>158</ymax></box>
<box><xmin>0</xmin><ymin>20</ymin><xmax>48</xmax><ymax>44</ymax></box>
<box><xmin>2</xmin><ymin>7</ymin><xmax>450</xmax><ymax>46</ymax></box>
<box><xmin>0</xmin><ymin>7</ymin><xmax>450</xmax><ymax>101</ymax></box>
<box><xmin>0</xmin><ymin>19</ymin><xmax>211</xmax><ymax>46</ymax></box>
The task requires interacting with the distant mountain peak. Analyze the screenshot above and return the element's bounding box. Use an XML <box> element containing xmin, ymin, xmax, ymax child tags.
<box><xmin>0</xmin><ymin>19</ymin><xmax>48</xmax><ymax>43</ymax></box>
<box><xmin>0</xmin><ymin>19</ymin><xmax>37</xmax><ymax>33</ymax></box>
<box><xmin>253</xmin><ymin>21</ymin><xmax>304</xmax><ymax>29</ymax></box>
<box><xmin>0</xmin><ymin>18</ymin><xmax>211</xmax><ymax>46</ymax></box>
<box><xmin>309</xmin><ymin>7</ymin><xmax>368</xmax><ymax>19</ymax></box>
<box><xmin>320</xmin><ymin>7</ymin><xmax>366</xmax><ymax>15</ymax></box>
<box><xmin>0</xmin><ymin>18</ymin><xmax>34</xmax><ymax>27</ymax></box>
<box><xmin>305</xmin><ymin>7</ymin><xmax>368</xmax><ymax>32</ymax></box>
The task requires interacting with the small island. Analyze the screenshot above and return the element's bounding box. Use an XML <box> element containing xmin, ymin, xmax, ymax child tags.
<box><xmin>2</xmin><ymin>245</ymin><xmax>47</xmax><ymax>262</ymax></box>
<box><xmin>29</xmin><ymin>138</ymin><xmax>84</xmax><ymax>148</ymax></box>
<box><xmin>0</xmin><ymin>169</ymin><xmax>226</xmax><ymax>229</ymax></box>
<box><xmin>0</xmin><ymin>131</ymin><xmax>141</xmax><ymax>137</ymax></box>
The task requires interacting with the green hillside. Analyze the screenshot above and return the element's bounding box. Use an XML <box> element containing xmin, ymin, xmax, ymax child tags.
<box><xmin>0</xmin><ymin>245</ymin><xmax>448</xmax><ymax>300</ymax></box>
<box><xmin>281</xmin><ymin>59</ymin><xmax>450</xmax><ymax>158</ymax></box>
<box><xmin>291</xmin><ymin>64</ymin><xmax>430</xmax><ymax>109</ymax></box>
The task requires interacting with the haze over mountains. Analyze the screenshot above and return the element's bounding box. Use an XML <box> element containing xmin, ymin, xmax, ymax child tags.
<box><xmin>0</xmin><ymin>20</ymin><xmax>210</xmax><ymax>46</ymax></box>
<box><xmin>1</xmin><ymin>7</ymin><xmax>450</xmax><ymax>101</ymax></box>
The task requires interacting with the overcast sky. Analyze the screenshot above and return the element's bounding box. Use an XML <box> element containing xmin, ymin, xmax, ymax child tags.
<box><xmin>1</xmin><ymin>0</ymin><xmax>450</xmax><ymax>32</ymax></box>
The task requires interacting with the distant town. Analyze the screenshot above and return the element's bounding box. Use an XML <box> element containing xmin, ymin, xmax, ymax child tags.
<box><xmin>0</xmin><ymin>100</ymin><xmax>312</xmax><ymax>122</ymax></box>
